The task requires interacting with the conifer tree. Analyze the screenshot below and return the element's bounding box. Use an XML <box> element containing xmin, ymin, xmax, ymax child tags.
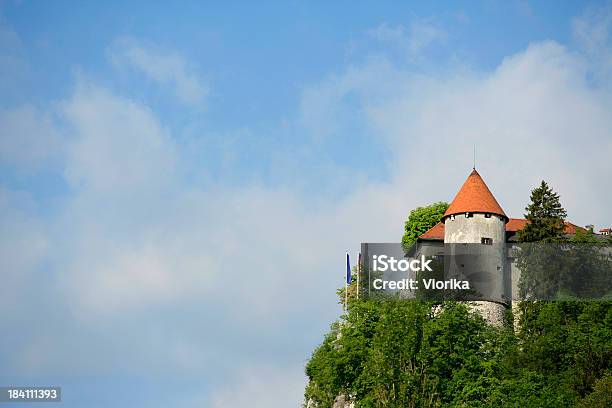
<box><xmin>517</xmin><ymin>181</ymin><xmax>567</xmax><ymax>243</ymax></box>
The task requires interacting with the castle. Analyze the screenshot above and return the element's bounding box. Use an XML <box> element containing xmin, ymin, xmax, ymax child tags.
<box><xmin>415</xmin><ymin>168</ymin><xmax>585</xmax><ymax>326</ymax></box>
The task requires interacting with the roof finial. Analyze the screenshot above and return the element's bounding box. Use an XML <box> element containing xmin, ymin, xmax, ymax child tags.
<box><xmin>473</xmin><ymin>145</ymin><xmax>476</xmax><ymax>170</ymax></box>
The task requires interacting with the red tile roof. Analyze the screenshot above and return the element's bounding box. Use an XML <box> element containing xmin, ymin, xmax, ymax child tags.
<box><xmin>506</xmin><ymin>218</ymin><xmax>584</xmax><ymax>234</ymax></box>
<box><xmin>443</xmin><ymin>169</ymin><xmax>507</xmax><ymax>221</ymax></box>
<box><xmin>418</xmin><ymin>218</ymin><xmax>585</xmax><ymax>241</ymax></box>
<box><xmin>418</xmin><ymin>222</ymin><xmax>445</xmax><ymax>240</ymax></box>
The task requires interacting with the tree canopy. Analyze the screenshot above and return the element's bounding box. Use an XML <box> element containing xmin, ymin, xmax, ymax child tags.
<box><xmin>402</xmin><ymin>202</ymin><xmax>449</xmax><ymax>251</ymax></box>
<box><xmin>518</xmin><ymin>181</ymin><xmax>567</xmax><ymax>243</ymax></box>
<box><xmin>305</xmin><ymin>299</ymin><xmax>611</xmax><ymax>407</ymax></box>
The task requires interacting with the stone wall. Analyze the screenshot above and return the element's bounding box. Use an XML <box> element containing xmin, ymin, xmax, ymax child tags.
<box><xmin>444</xmin><ymin>213</ymin><xmax>509</xmax><ymax>326</ymax></box>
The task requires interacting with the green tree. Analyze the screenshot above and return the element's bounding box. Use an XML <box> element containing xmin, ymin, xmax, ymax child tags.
<box><xmin>516</xmin><ymin>181</ymin><xmax>570</xmax><ymax>298</ymax></box>
<box><xmin>575</xmin><ymin>374</ymin><xmax>612</xmax><ymax>408</ymax></box>
<box><xmin>402</xmin><ymin>202</ymin><xmax>448</xmax><ymax>251</ymax></box>
<box><xmin>517</xmin><ymin>181</ymin><xmax>567</xmax><ymax>243</ymax></box>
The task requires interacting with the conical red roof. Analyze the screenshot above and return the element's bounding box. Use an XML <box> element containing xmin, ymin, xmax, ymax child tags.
<box><xmin>443</xmin><ymin>169</ymin><xmax>507</xmax><ymax>221</ymax></box>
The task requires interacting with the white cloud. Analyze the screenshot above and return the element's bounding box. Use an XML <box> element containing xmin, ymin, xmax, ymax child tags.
<box><xmin>109</xmin><ymin>37</ymin><xmax>208</xmax><ymax>107</ymax></box>
<box><xmin>368</xmin><ymin>19</ymin><xmax>446</xmax><ymax>55</ymax></box>
<box><xmin>573</xmin><ymin>5</ymin><xmax>612</xmax><ymax>54</ymax></box>
<box><xmin>368</xmin><ymin>23</ymin><xmax>405</xmax><ymax>44</ymax></box>
<box><xmin>408</xmin><ymin>20</ymin><xmax>447</xmax><ymax>53</ymax></box>
<box><xmin>41</xmin><ymin>80</ymin><xmax>368</xmax><ymax>323</ymax></box>
<box><xmin>61</xmin><ymin>81</ymin><xmax>178</xmax><ymax>193</ymax></box>
<box><xmin>53</xmin><ymin>81</ymin><xmax>215</xmax><ymax>313</ymax></box>
<box><xmin>572</xmin><ymin>5</ymin><xmax>612</xmax><ymax>85</ymax></box>
<box><xmin>0</xmin><ymin>16</ymin><xmax>29</xmax><ymax>93</ymax></box>
<box><xmin>0</xmin><ymin>188</ymin><xmax>49</xmax><ymax>310</ymax></box>
<box><xmin>0</xmin><ymin>105</ymin><xmax>63</xmax><ymax>171</ymax></box>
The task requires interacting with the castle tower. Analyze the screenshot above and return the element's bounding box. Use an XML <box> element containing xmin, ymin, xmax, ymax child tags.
<box><xmin>442</xmin><ymin>169</ymin><xmax>509</xmax><ymax>326</ymax></box>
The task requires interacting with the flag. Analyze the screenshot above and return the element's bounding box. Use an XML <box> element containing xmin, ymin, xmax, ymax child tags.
<box><xmin>346</xmin><ymin>252</ymin><xmax>351</xmax><ymax>284</ymax></box>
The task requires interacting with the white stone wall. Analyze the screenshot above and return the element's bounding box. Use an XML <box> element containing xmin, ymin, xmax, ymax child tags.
<box><xmin>444</xmin><ymin>213</ymin><xmax>508</xmax><ymax>327</ymax></box>
<box><xmin>444</xmin><ymin>213</ymin><xmax>506</xmax><ymax>243</ymax></box>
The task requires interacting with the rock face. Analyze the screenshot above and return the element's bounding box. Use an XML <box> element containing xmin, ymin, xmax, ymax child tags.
<box><xmin>304</xmin><ymin>394</ymin><xmax>354</xmax><ymax>408</ymax></box>
<box><xmin>332</xmin><ymin>395</ymin><xmax>354</xmax><ymax>408</ymax></box>
<box><xmin>468</xmin><ymin>300</ymin><xmax>507</xmax><ymax>327</ymax></box>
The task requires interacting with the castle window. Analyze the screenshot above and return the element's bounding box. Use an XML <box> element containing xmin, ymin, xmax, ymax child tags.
<box><xmin>481</xmin><ymin>237</ymin><xmax>493</xmax><ymax>245</ymax></box>
<box><xmin>465</xmin><ymin>212</ymin><xmax>473</xmax><ymax>218</ymax></box>
<box><xmin>485</xmin><ymin>213</ymin><xmax>491</xmax><ymax>218</ymax></box>
<box><xmin>450</xmin><ymin>214</ymin><xmax>455</xmax><ymax>220</ymax></box>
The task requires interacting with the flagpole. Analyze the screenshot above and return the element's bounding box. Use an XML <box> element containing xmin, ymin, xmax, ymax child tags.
<box><xmin>344</xmin><ymin>280</ymin><xmax>348</xmax><ymax>312</ymax></box>
<box><xmin>357</xmin><ymin>252</ymin><xmax>361</xmax><ymax>300</ymax></box>
<box><xmin>345</xmin><ymin>252</ymin><xmax>349</xmax><ymax>312</ymax></box>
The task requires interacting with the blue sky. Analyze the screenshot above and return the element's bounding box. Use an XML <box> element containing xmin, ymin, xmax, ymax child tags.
<box><xmin>2</xmin><ymin>0</ymin><xmax>600</xmax><ymax>190</ymax></box>
<box><xmin>2</xmin><ymin>1</ymin><xmax>612</xmax><ymax>407</ymax></box>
